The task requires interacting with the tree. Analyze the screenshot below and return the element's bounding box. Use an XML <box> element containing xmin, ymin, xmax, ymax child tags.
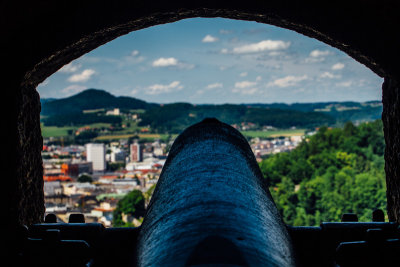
<box><xmin>144</xmin><ymin>184</ymin><xmax>156</xmax><ymax>205</ymax></box>
<box><xmin>113</xmin><ymin>190</ymin><xmax>145</xmax><ymax>227</ymax></box>
<box><xmin>78</xmin><ymin>174</ymin><xmax>93</xmax><ymax>183</ymax></box>
<box><xmin>260</xmin><ymin>120</ymin><xmax>387</xmax><ymax>226</ymax></box>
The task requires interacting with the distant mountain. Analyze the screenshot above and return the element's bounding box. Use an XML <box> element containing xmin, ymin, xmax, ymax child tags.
<box><xmin>243</xmin><ymin>101</ymin><xmax>382</xmax><ymax>124</ymax></box>
<box><xmin>243</xmin><ymin>101</ymin><xmax>381</xmax><ymax>112</ymax></box>
<box><xmin>40</xmin><ymin>89</ymin><xmax>382</xmax><ymax>131</ymax></box>
<box><xmin>41</xmin><ymin>89</ymin><xmax>157</xmax><ymax>116</ymax></box>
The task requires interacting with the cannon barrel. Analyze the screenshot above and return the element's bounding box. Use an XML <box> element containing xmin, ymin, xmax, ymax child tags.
<box><xmin>137</xmin><ymin>118</ymin><xmax>296</xmax><ymax>266</ymax></box>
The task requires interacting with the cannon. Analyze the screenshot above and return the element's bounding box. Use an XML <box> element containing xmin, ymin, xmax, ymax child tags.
<box><xmin>15</xmin><ymin>119</ymin><xmax>400</xmax><ymax>266</ymax></box>
<box><xmin>136</xmin><ymin>118</ymin><xmax>295</xmax><ymax>266</ymax></box>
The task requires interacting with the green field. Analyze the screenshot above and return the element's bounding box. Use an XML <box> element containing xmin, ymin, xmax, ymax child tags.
<box><xmin>41</xmin><ymin>125</ymin><xmax>75</xmax><ymax>138</ymax></box>
<box><xmin>42</xmin><ymin>121</ymin><xmax>304</xmax><ymax>141</ymax></box>
<box><xmin>240</xmin><ymin>129</ymin><xmax>305</xmax><ymax>138</ymax></box>
<box><xmin>41</xmin><ymin>123</ymin><xmax>113</xmax><ymax>138</ymax></box>
<box><xmin>94</xmin><ymin>133</ymin><xmax>172</xmax><ymax>141</ymax></box>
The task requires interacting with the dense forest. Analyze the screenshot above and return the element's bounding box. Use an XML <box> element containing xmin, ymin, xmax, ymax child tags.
<box><xmin>42</xmin><ymin>113</ymin><xmax>123</xmax><ymax>127</ymax></box>
<box><xmin>259</xmin><ymin>120</ymin><xmax>387</xmax><ymax>225</ymax></box>
<box><xmin>138</xmin><ymin>103</ymin><xmax>335</xmax><ymax>133</ymax></box>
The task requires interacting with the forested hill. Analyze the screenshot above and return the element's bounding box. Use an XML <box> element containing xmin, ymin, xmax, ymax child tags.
<box><xmin>259</xmin><ymin>120</ymin><xmax>386</xmax><ymax>225</ymax></box>
<box><xmin>245</xmin><ymin>102</ymin><xmax>382</xmax><ymax>124</ymax></box>
<box><xmin>41</xmin><ymin>89</ymin><xmax>157</xmax><ymax>116</ymax></box>
<box><xmin>40</xmin><ymin>89</ymin><xmax>382</xmax><ymax>131</ymax></box>
<box><xmin>137</xmin><ymin>103</ymin><xmax>334</xmax><ymax>133</ymax></box>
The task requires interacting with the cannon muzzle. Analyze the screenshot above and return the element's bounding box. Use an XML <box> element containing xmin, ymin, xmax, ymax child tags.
<box><xmin>137</xmin><ymin>118</ymin><xmax>296</xmax><ymax>266</ymax></box>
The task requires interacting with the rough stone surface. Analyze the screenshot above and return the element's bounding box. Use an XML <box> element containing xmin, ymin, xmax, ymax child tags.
<box><xmin>137</xmin><ymin>119</ymin><xmax>295</xmax><ymax>266</ymax></box>
<box><xmin>3</xmin><ymin>0</ymin><xmax>400</xmax><ymax>235</ymax></box>
<box><xmin>16</xmin><ymin>83</ymin><xmax>45</xmax><ymax>226</ymax></box>
<box><xmin>382</xmin><ymin>77</ymin><xmax>400</xmax><ymax>222</ymax></box>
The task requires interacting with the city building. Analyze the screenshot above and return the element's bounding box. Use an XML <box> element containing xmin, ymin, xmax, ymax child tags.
<box><xmin>111</xmin><ymin>148</ymin><xmax>125</xmax><ymax>162</ymax></box>
<box><xmin>130</xmin><ymin>142</ymin><xmax>143</xmax><ymax>162</ymax></box>
<box><xmin>86</xmin><ymin>143</ymin><xmax>106</xmax><ymax>171</ymax></box>
<box><xmin>61</xmin><ymin>162</ymin><xmax>93</xmax><ymax>176</ymax></box>
<box><xmin>106</xmin><ymin>108</ymin><xmax>120</xmax><ymax>116</ymax></box>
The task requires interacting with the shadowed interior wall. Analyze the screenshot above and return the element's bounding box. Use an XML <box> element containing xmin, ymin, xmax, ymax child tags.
<box><xmin>382</xmin><ymin>78</ymin><xmax>400</xmax><ymax>221</ymax></box>
<box><xmin>3</xmin><ymin>0</ymin><xmax>400</xmax><ymax>230</ymax></box>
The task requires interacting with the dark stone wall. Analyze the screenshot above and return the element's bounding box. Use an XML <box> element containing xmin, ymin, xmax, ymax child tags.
<box><xmin>15</xmin><ymin>83</ymin><xmax>45</xmax><ymax>226</ymax></box>
<box><xmin>382</xmin><ymin>78</ymin><xmax>400</xmax><ymax>222</ymax></box>
<box><xmin>3</xmin><ymin>0</ymin><xmax>400</xmax><ymax>229</ymax></box>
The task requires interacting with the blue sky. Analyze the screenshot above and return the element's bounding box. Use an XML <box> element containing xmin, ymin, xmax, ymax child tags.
<box><xmin>37</xmin><ymin>18</ymin><xmax>383</xmax><ymax>104</ymax></box>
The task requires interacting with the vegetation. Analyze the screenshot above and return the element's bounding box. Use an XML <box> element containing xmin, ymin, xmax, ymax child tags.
<box><xmin>107</xmin><ymin>162</ymin><xmax>125</xmax><ymax>171</ymax></box>
<box><xmin>41</xmin><ymin>125</ymin><xmax>76</xmax><ymax>138</ymax></box>
<box><xmin>77</xmin><ymin>174</ymin><xmax>93</xmax><ymax>183</ymax></box>
<box><xmin>112</xmin><ymin>190</ymin><xmax>146</xmax><ymax>227</ymax></box>
<box><xmin>259</xmin><ymin>120</ymin><xmax>386</xmax><ymax>225</ymax></box>
<box><xmin>41</xmin><ymin>89</ymin><xmax>155</xmax><ymax>116</ymax></box>
<box><xmin>41</xmin><ymin>89</ymin><xmax>382</xmax><ymax>135</ymax></box>
<box><xmin>240</xmin><ymin>129</ymin><xmax>305</xmax><ymax>139</ymax></box>
<box><xmin>42</xmin><ymin>113</ymin><xmax>122</xmax><ymax>127</ymax></box>
<box><xmin>138</xmin><ymin>103</ymin><xmax>334</xmax><ymax>133</ymax></box>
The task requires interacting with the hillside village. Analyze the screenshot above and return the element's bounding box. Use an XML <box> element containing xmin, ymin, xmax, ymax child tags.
<box><xmin>41</xmin><ymin>89</ymin><xmax>382</xmax><ymax>227</ymax></box>
<box><xmin>42</xmin><ymin>129</ymin><xmax>304</xmax><ymax>227</ymax></box>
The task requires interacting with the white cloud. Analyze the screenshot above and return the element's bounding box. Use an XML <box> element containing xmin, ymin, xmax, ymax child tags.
<box><xmin>152</xmin><ymin>57</ymin><xmax>194</xmax><ymax>69</ymax></box>
<box><xmin>232</xmin><ymin>76</ymin><xmax>263</xmax><ymax>95</ymax></box>
<box><xmin>336</xmin><ymin>81</ymin><xmax>353</xmax><ymax>87</ymax></box>
<box><xmin>332</xmin><ymin>63</ymin><xmax>345</xmax><ymax>70</ymax></box>
<box><xmin>320</xmin><ymin>72</ymin><xmax>341</xmax><ymax>79</ymax></box>
<box><xmin>305</xmin><ymin>50</ymin><xmax>332</xmax><ymax>63</ymax></box>
<box><xmin>309</xmin><ymin>50</ymin><xmax>331</xmax><ymax>57</ymax></box>
<box><xmin>305</xmin><ymin>57</ymin><xmax>325</xmax><ymax>63</ymax></box>
<box><xmin>226</xmin><ymin>40</ymin><xmax>290</xmax><ymax>54</ymax></box>
<box><xmin>239</xmin><ymin>72</ymin><xmax>248</xmax><ymax>77</ymax></box>
<box><xmin>235</xmin><ymin>81</ymin><xmax>258</xmax><ymax>88</ymax></box>
<box><xmin>232</xmin><ymin>87</ymin><xmax>260</xmax><ymax>95</ymax></box>
<box><xmin>152</xmin><ymin>57</ymin><xmax>178</xmax><ymax>67</ymax></box>
<box><xmin>67</xmin><ymin>69</ymin><xmax>95</xmax><ymax>82</ymax></box>
<box><xmin>268</xmin><ymin>51</ymin><xmax>282</xmax><ymax>57</ymax></box>
<box><xmin>267</xmin><ymin>75</ymin><xmax>309</xmax><ymax>88</ymax></box>
<box><xmin>146</xmin><ymin>81</ymin><xmax>184</xmax><ymax>95</ymax></box>
<box><xmin>122</xmin><ymin>55</ymin><xmax>145</xmax><ymax>65</ymax></box>
<box><xmin>206</xmin><ymin>83</ymin><xmax>223</xmax><ymax>89</ymax></box>
<box><xmin>202</xmin><ymin>35</ymin><xmax>219</xmax><ymax>43</ymax></box>
<box><xmin>59</xmin><ymin>62</ymin><xmax>81</xmax><ymax>73</ymax></box>
<box><xmin>131</xmin><ymin>50</ymin><xmax>140</xmax><ymax>56</ymax></box>
<box><xmin>61</xmin><ymin>85</ymin><xmax>87</xmax><ymax>95</ymax></box>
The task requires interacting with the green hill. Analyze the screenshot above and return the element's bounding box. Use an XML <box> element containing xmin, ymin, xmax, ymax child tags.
<box><xmin>41</xmin><ymin>89</ymin><xmax>156</xmax><ymax>116</ymax></box>
<box><xmin>40</xmin><ymin>89</ymin><xmax>382</xmax><ymax>131</ymax></box>
<box><xmin>138</xmin><ymin>103</ymin><xmax>335</xmax><ymax>133</ymax></box>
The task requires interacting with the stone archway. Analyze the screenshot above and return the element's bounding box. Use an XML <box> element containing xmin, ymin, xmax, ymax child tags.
<box><xmin>4</xmin><ymin>0</ymin><xmax>400</xmax><ymax>228</ymax></box>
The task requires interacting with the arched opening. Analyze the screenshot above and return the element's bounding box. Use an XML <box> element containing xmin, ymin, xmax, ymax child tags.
<box><xmin>7</xmin><ymin>2</ymin><xmax>400</xmax><ymax>266</ymax></box>
<box><xmin>37</xmin><ymin>17</ymin><xmax>384</xmax><ymax>227</ymax></box>
<box><xmin>7</xmin><ymin>0</ymin><xmax>400</xmax><ymax>232</ymax></box>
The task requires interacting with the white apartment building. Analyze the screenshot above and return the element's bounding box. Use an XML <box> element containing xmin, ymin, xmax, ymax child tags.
<box><xmin>86</xmin><ymin>143</ymin><xmax>106</xmax><ymax>171</ymax></box>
